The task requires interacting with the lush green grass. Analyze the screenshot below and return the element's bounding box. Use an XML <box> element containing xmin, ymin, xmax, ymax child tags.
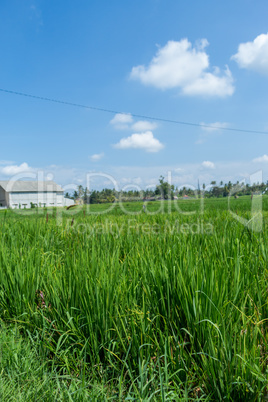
<box><xmin>0</xmin><ymin>197</ymin><xmax>267</xmax><ymax>400</ymax></box>
<box><xmin>0</xmin><ymin>320</ymin><xmax>105</xmax><ymax>400</ymax></box>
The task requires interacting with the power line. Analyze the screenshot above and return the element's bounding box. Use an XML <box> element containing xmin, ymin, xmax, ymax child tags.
<box><xmin>0</xmin><ymin>87</ymin><xmax>268</xmax><ymax>135</ymax></box>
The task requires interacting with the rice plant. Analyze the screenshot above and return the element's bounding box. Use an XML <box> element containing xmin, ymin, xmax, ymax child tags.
<box><xmin>0</xmin><ymin>197</ymin><xmax>267</xmax><ymax>400</ymax></box>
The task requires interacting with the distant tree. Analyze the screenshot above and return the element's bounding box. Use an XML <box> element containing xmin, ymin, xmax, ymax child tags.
<box><xmin>89</xmin><ymin>190</ymin><xmax>99</xmax><ymax>204</ymax></box>
<box><xmin>83</xmin><ymin>187</ymin><xmax>90</xmax><ymax>204</ymax></box>
<box><xmin>156</xmin><ymin>176</ymin><xmax>174</xmax><ymax>199</ymax></box>
<box><xmin>223</xmin><ymin>185</ymin><xmax>229</xmax><ymax>197</ymax></box>
<box><xmin>211</xmin><ymin>185</ymin><xmax>221</xmax><ymax>198</ymax></box>
<box><xmin>78</xmin><ymin>185</ymin><xmax>84</xmax><ymax>199</ymax></box>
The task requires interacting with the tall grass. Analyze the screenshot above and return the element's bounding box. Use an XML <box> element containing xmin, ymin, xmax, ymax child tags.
<box><xmin>0</xmin><ymin>198</ymin><xmax>267</xmax><ymax>400</ymax></box>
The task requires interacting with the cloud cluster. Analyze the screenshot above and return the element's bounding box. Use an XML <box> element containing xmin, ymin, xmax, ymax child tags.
<box><xmin>110</xmin><ymin>113</ymin><xmax>158</xmax><ymax>132</ymax></box>
<box><xmin>114</xmin><ymin>131</ymin><xmax>164</xmax><ymax>153</ymax></box>
<box><xmin>111</xmin><ymin>114</ymin><xmax>163</xmax><ymax>153</ymax></box>
<box><xmin>130</xmin><ymin>39</ymin><xmax>234</xmax><ymax>97</ymax></box>
<box><xmin>232</xmin><ymin>33</ymin><xmax>268</xmax><ymax>74</ymax></box>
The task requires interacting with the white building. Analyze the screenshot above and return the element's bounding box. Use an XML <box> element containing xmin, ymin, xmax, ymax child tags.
<box><xmin>0</xmin><ymin>180</ymin><xmax>74</xmax><ymax>209</ymax></box>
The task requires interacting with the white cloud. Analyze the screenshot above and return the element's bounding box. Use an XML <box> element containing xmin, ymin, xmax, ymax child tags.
<box><xmin>131</xmin><ymin>120</ymin><xmax>158</xmax><ymax>131</ymax></box>
<box><xmin>232</xmin><ymin>33</ymin><xmax>268</xmax><ymax>74</ymax></box>
<box><xmin>1</xmin><ymin>162</ymin><xmax>32</xmax><ymax>176</ymax></box>
<box><xmin>90</xmin><ymin>153</ymin><xmax>104</xmax><ymax>162</ymax></box>
<box><xmin>110</xmin><ymin>113</ymin><xmax>133</xmax><ymax>129</ymax></box>
<box><xmin>252</xmin><ymin>154</ymin><xmax>268</xmax><ymax>163</ymax></box>
<box><xmin>200</xmin><ymin>122</ymin><xmax>229</xmax><ymax>132</ymax></box>
<box><xmin>114</xmin><ymin>131</ymin><xmax>164</xmax><ymax>153</ymax></box>
<box><xmin>130</xmin><ymin>39</ymin><xmax>234</xmax><ymax>97</ymax></box>
<box><xmin>202</xmin><ymin>161</ymin><xmax>215</xmax><ymax>169</ymax></box>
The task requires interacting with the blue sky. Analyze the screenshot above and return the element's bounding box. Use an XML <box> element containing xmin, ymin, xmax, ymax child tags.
<box><xmin>1</xmin><ymin>0</ymin><xmax>268</xmax><ymax>191</ymax></box>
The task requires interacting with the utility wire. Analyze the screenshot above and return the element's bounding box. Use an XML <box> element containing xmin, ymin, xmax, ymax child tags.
<box><xmin>0</xmin><ymin>87</ymin><xmax>268</xmax><ymax>135</ymax></box>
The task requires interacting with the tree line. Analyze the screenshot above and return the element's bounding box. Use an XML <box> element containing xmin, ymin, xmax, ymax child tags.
<box><xmin>64</xmin><ymin>176</ymin><xmax>268</xmax><ymax>204</ymax></box>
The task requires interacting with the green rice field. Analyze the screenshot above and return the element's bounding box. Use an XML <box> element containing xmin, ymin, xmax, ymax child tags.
<box><xmin>0</xmin><ymin>196</ymin><xmax>267</xmax><ymax>400</ymax></box>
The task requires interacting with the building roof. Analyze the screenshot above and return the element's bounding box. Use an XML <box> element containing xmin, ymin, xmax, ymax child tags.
<box><xmin>0</xmin><ymin>180</ymin><xmax>63</xmax><ymax>193</ymax></box>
